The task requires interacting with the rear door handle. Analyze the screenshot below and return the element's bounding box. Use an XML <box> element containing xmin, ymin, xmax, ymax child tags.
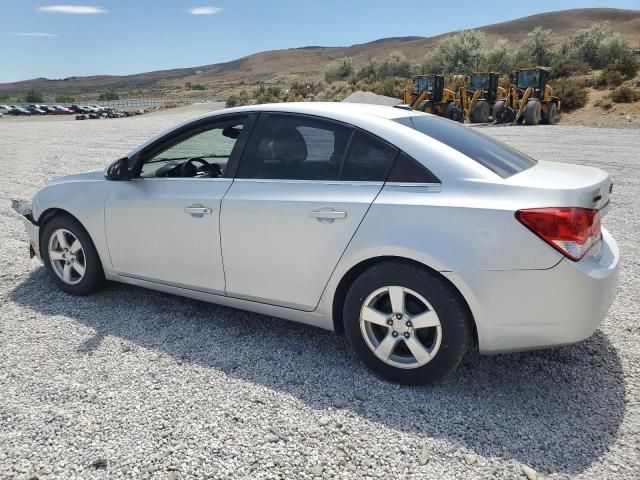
<box><xmin>184</xmin><ymin>204</ymin><xmax>212</xmax><ymax>217</ymax></box>
<box><xmin>310</xmin><ymin>208</ymin><xmax>347</xmax><ymax>222</ymax></box>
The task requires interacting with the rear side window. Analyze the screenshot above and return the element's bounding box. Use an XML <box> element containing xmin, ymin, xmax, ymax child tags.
<box><xmin>394</xmin><ymin>115</ymin><xmax>536</xmax><ymax>178</ymax></box>
<box><xmin>341</xmin><ymin>132</ymin><xmax>397</xmax><ymax>181</ymax></box>
<box><xmin>387</xmin><ymin>152</ymin><xmax>440</xmax><ymax>184</ymax></box>
<box><xmin>237</xmin><ymin>114</ymin><xmax>351</xmax><ymax>181</ymax></box>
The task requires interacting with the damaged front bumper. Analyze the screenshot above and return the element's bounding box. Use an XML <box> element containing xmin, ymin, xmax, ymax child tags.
<box><xmin>11</xmin><ymin>200</ymin><xmax>40</xmax><ymax>259</ymax></box>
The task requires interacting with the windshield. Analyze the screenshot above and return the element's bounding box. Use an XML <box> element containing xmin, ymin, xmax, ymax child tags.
<box><xmin>517</xmin><ymin>70</ymin><xmax>540</xmax><ymax>89</ymax></box>
<box><xmin>469</xmin><ymin>74</ymin><xmax>488</xmax><ymax>91</ymax></box>
<box><xmin>393</xmin><ymin>115</ymin><xmax>537</xmax><ymax>178</ymax></box>
<box><xmin>415</xmin><ymin>76</ymin><xmax>435</xmax><ymax>92</ymax></box>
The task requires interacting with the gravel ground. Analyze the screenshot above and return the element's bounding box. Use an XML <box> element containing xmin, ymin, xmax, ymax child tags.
<box><xmin>1</xmin><ymin>106</ymin><xmax>639</xmax><ymax>480</ymax></box>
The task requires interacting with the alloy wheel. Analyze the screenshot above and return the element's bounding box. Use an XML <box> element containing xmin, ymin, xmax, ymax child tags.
<box><xmin>48</xmin><ymin>228</ymin><xmax>86</xmax><ymax>285</ymax></box>
<box><xmin>359</xmin><ymin>286</ymin><xmax>442</xmax><ymax>369</ymax></box>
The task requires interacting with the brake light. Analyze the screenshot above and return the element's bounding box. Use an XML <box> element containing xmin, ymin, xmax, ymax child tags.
<box><xmin>516</xmin><ymin>207</ymin><xmax>601</xmax><ymax>261</ymax></box>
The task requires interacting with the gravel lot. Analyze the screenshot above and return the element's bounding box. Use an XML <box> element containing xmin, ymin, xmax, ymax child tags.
<box><xmin>1</xmin><ymin>106</ymin><xmax>639</xmax><ymax>480</ymax></box>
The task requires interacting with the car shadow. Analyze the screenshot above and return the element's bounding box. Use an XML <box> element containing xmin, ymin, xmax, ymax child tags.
<box><xmin>11</xmin><ymin>267</ymin><xmax>625</xmax><ymax>475</ymax></box>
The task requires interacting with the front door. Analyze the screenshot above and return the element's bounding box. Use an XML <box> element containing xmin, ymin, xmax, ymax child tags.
<box><xmin>105</xmin><ymin>115</ymin><xmax>250</xmax><ymax>293</ymax></box>
<box><xmin>220</xmin><ymin>113</ymin><xmax>398</xmax><ymax>310</ymax></box>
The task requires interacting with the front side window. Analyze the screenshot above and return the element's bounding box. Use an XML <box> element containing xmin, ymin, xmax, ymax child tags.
<box><xmin>394</xmin><ymin>115</ymin><xmax>536</xmax><ymax>178</ymax></box>
<box><xmin>237</xmin><ymin>114</ymin><xmax>351</xmax><ymax>181</ymax></box>
<box><xmin>140</xmin><ymin>118</ymin><xmax>245</xmax><ymax>178</ymax></box>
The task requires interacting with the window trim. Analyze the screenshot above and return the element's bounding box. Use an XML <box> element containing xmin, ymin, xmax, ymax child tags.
<box><xmin>235</xmin><ymin>111</ymin><xmax>400</xmax><ymax>183</ymax></box>
<box><xmin>131</xmin><ymin>113</ymin><xmax>258</xmax><ymax>179</ymax></box>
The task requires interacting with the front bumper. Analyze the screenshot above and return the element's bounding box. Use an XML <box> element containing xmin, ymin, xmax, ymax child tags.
<box><xmin>11</xmin><ymin>200</ymin><xmax>40</xmax><ymax>259</ymax></box>
<box><xmin>444</xmin><ymin>227</ymin><xmax>620</xmax><ymax>354</ymax></box>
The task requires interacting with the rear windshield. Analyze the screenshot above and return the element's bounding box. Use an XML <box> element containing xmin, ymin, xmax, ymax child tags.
<box><xmin>394</xmin><ymin>115</ymin><xmax>537</xmax><ymax>178</ymax></box>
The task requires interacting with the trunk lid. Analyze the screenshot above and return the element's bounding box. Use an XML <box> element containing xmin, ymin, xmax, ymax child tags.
<box><xmin>507</xmin><ymin>161</ymin><xmax>612</xmax><ymax>214</ymax></box>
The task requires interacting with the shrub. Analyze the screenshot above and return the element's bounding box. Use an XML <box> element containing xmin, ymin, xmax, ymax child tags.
<box><xmin>190</xmin><ymin>83</ymin><xmax>207</xmax><ymax>90</ymax></box>
<box><xmin>422</xmin><ymin>29</ymin><xmax>486</xmax><ymax>74</ymax></box>
<box><xmin>324</xmin><ymin>57</ymin><xmax>354</xmax><ymax>83</ymax></box>
<box><xmin>610</xmin><ymin>85</ymin><xmax>640</xmax><ymax>103</ymax></box>
<box><xmin>596</xmin><ymin>68</ymin><xmax>625</xmax><ymax>88</ymax></box>
<box><xmin>254</xmin><ymin>85</ymin><xmax>283</xmax><ymax>104</ymax></box>
<box><xmin>225</xmin><ymin>95</ymin><xmax>240</xmax><ymax>108</ymax></box>
<box><xmin>568</xmin><ymin>23</ymin><xmax>633</xmax><ymax>70</ymax></box>
<box><xmin>225</xmin><ymin>89</ymin><xmax>252</xmax><ymax>108</ymax></box>
<box><xmin>483</xmin><ymin>39</ymin><xmax>514</xmax><ymax>73</ymax></box>
<box><xmin>98</xmin><ymin>92</ymin><xmax>120</xmax><ymax>101</ymax></box>
<box><xmin>554</xmin><ymin>78</ymin><xmax>588</xmax><ymax>110</ymax></box>
<box><xmin>515</xmin><ymin>27</ymin><xmax>555</xmax><ymax>67</ymax></box>
<box><xmin>594</xmin><ymin>98</ymin><xmax>613</xmax><ymax>110</ymax></box>
<box><xmin>354</xmin><ymin>56</ymin><xmax>379</xmax><ymax>81</ymax></box>
<box><xmin>54</xmin><ymin>94</ymin><xmax>75</xmax><ymax>103</ymax></box>
<box><xmin>376</xmin><ymin>51</ymin><xmax>411</xmax><ymax>79</ymax></box>
<box><xmin>24</xmin><ymin>90</ymin><xmax>44</xmax><ymax>103</ymax></box>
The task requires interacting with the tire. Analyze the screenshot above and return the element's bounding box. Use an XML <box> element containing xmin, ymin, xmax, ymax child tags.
<box><xmin>343</xmin><ymin>261</ymin><xmax>472</xmax><ymax>385</ymax></box>
<box><xmin>492</xmin><ymin>101</ymin><xmax>505</xmax><ymax>122</ymax></box>
<box><xmin>444</xmin><ymin>103</ymin><xmax>463</xmax><ymax>122</ymax></box>
<box><xmin>418</xmin><ymin>101</ymin><xmax>434</xmax><ymax>114</ymax></box>
<box><xmin>542</xmin><ymin>102</ymin><xmax>559</xmax><ymax>125</ymax></box>
<box><xmin>41</xmin><ymin>214</ymin><xmax>106</xmax><ymax>295</ymax></box>
<box><xmin>524</xmin><ymin>99</ymin><xmax>542</xmax><ymax>125</ymax></box>
<box><xmin>470</xmin><ymin>100</ymin><xmax>491</xmax><ymax>123</ymax></box>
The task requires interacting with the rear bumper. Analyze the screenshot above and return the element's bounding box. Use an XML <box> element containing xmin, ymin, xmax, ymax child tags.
<box><xmin>11</xmin><ymin>200</ymin><xmax>40</xmax><ymax>260</ymax></box>
<box><xmin>444</xmin><ymin>227</ymin><xmax>619</xmax><ymax>354</ymax></box>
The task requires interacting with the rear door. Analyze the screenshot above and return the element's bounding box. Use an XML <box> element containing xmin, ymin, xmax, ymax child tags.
<box><xmin>220</xmin><ymin>113</ymin><xmax>398</xmax><ymax>311</ymax></box>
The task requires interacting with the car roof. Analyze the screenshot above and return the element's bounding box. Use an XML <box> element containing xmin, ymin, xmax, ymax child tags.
<box><xmin>221</xmin><ymin>102</ymin><xmax>415</xmax><ymax>120</ymax></box>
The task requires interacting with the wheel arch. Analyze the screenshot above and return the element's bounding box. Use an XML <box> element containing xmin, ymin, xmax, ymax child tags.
<box><xmin>36</xmin><ymin>207</ymin><xmax>106</xmax><ymax>271</ymax></box>
<box><xmin>330</xmin><ymin>255</ymin><xmax>478</xmax><ymax>345</ymax></box>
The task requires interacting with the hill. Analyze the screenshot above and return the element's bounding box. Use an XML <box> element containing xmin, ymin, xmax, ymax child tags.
<box><xmin>1</xmin><ymin>8</ymin><xmax>639</xmax><ymax>97</ymax></box>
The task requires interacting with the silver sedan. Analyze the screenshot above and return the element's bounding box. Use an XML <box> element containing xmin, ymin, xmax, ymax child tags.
<box><xmin>12</xmin><ymin>102</ymin><xmax>619</xmax><ymax>384</ymax></box>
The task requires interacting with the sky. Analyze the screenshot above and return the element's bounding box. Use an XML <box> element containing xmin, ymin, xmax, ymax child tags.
<box><xmin>1</xmin><ymin>0</ymin><xmax>639</xmax><ymax>83</ymax></box>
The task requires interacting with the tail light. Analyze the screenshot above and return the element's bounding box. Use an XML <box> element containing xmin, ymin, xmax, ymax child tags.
<box><xmin>516</xmin><ymin>207</ymin><xmax>601</xmax><ymax>261</ymax></box>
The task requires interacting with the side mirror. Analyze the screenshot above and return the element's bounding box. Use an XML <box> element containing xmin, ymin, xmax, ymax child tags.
<box><xmin>106</xmin><ymin>157</ymin><xmax>130</xmax><ymax>181</ymax></box>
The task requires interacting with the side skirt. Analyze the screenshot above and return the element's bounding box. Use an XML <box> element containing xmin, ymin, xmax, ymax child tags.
<box><xmin>105</xmin><ymin>273</ymin><xmax>333</xmax><ymax>331</ymax></box>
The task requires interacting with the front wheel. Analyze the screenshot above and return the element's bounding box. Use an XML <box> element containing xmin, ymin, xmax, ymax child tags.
<box><xmin>41</xmin><ymin>214</ymin><xmax>106</xmax><ymax>295</ymax></box>
<box><xmin>343</xmin><ymin>261</ymin><xmax>472</xmax><ymax>385</ymax></box>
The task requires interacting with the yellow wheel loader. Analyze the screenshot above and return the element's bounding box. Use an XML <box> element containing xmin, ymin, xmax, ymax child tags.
<box><xmin>493</xmin><ymin>67</ymin><xmax>560</xmax><ymax>125</ymax></box>
<box><xmin>403</xmin><ymin>75</ymin><xmax>458</xmax><ymax>119</ymax></box>
<box><xmin>457</xmin><ymin>72</ymin><xmax>506</xmax><ymax>123</ymax></box>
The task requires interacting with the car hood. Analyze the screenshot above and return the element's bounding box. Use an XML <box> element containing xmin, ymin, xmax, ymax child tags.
<box><xmin>48</xmin><ymin>169</ymin><xmax>105</xmax><ymax>185</ymax></box>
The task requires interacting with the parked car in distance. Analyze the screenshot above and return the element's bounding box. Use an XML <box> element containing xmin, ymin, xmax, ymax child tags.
<box><xmin>9</xmin><ymin>105</ymin><xmax>31</xmax><ymax>115</ymax></box>
<box><xmin>11</xmin><ymin>103</ymin><xmax>619</xmax><ymax>385</ymax></box>
<box><xmin>0</xmin><ymin>105</ymin><xmax>12</xmax><ymax>115</ymax></box>
<box><xmin>70</xmin><ymin>105</ymin><xmax>92</xmax><ymax>114</ymax></box>
<box><xmin>52</xmin><ymin>105</ymin><xmax>74</xmax><ymax>115</ymax></box>
<box><xmin>26</xmin><ymin>105</ymin><xmax>46</xmax><ymax>115</ymax></box>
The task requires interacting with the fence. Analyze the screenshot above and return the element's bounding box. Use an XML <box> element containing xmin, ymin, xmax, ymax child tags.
<box><xmin>16</xmin><ymin>97</ymin><xmax>223</xmax><ymax>111</ymax></box>
<box><xmin>88</xmin><ymin>97</ymin><xmax>214</xmax><ymax>110</ymax></box>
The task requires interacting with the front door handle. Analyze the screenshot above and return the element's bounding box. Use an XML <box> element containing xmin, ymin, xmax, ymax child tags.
<box><xmin>184</xmin><ymin>204</ymin><xmax>212</xmax><ymax>218</ymax></box>
<box><xmin>310</xmin><ymin>208</ymin><xmax>347</xmax><ymax>223</ymax></box>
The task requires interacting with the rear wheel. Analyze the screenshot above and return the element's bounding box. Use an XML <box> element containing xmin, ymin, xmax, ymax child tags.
<box><xmin>343</xmin><ymin>261</ymin><xmax>472</xmax><ymax>385</ymax></box>
<box><xmin>492</xmin><ymin>101</ymin><xmax>515</xmax><ymax>123</ymax></box>
<box><xmin>444</xmin><ymin>103</ymin><xmax>463</xmax><ymax>122</ymax></box>
<box><xmin>41</xmin><ymin>214</ymin><xmax>106</xmax><ymax>295</ymax></box>
<box><xmin>542</xmin><ymin>102</ymin><xmax>559</xmax><ymax>124</ymax></box>
<box><xmin>471</xmin><ymin>100</ymin><xmax>491</xmax><ymax>123</ymax></box>
<box><xmin>524</xmin><ymin>99</ymin><xmax>542</xmax><ymax>125</ymax></box>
